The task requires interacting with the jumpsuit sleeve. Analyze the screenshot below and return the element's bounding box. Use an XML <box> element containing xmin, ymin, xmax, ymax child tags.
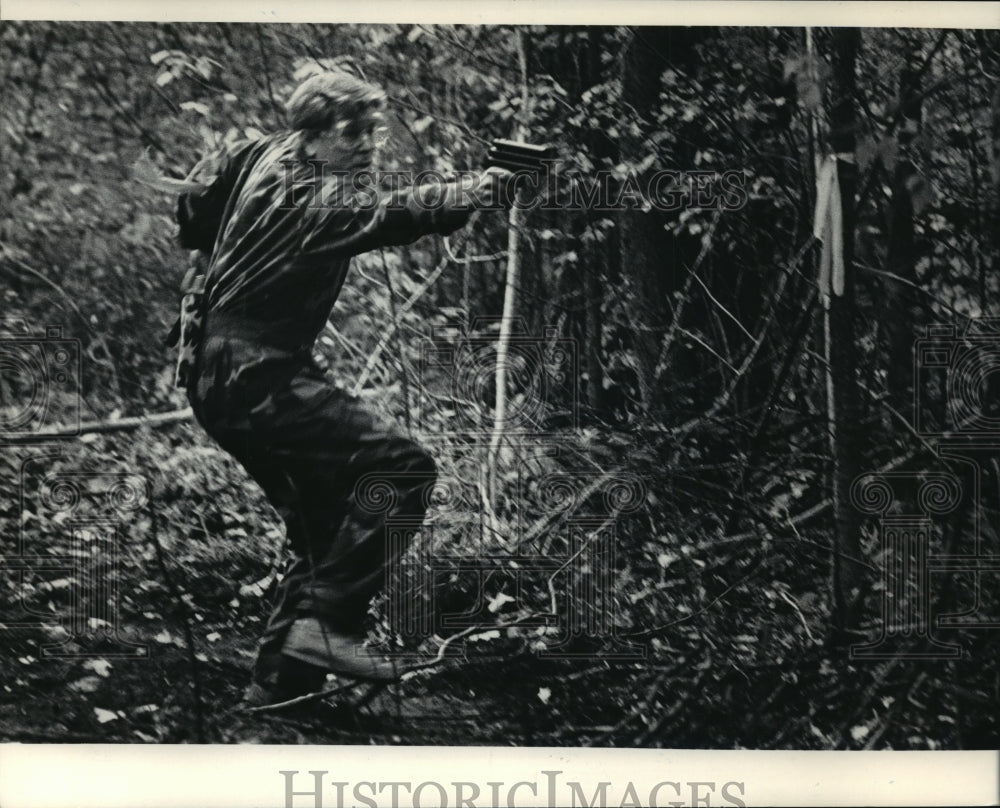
<box><xmin>301</xmin><ymin>176</ymin><xmax>481</xmax><ymax>259</ymax></box>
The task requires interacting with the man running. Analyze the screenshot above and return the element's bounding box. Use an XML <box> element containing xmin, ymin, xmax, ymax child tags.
<box><xmin>173</xmin><ymin>70</ymin><xmax>508</xmax><ymax>705</ymax></box>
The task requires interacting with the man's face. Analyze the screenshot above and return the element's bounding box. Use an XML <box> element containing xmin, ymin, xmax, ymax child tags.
<box><xmin>312</xmin><ymin>108</ymin><xmax>386</xmax><ymax>171</ymax></box>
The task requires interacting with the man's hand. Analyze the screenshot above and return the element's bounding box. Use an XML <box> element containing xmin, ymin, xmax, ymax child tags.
<box><xmin>483</xmin><ymin>165</ymin><xmax>515</xmax><ymax>179</ymax></box>
<box><xmin>480</xmin><ymin>165</ymin><xmax>516</xmax><ymax>199</ymax></box>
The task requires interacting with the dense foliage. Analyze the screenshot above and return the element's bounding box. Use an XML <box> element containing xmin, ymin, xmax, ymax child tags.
<box><xmin>1</xmin><ymin>22</ymin><xmax>998</xmax><ymax>747</ymax></box>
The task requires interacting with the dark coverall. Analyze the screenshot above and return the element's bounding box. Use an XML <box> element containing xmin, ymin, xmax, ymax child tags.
<box><xmin>176</xmin><ymin>132</ymin><xmax>473</xmax><ymax>688</ymax></box>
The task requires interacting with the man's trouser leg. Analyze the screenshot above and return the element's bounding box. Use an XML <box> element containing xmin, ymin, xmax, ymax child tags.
<box><xmin>205</xmin><ymin>365</ymin><xmax>436</xmax><ymax>689</ymax></box>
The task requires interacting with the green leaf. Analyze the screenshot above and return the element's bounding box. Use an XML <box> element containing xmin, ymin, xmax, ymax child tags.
<box><xmin>180</xmin><ymin>101</ymin><xmax>210</xmax><ymax>116</ymax></box>
<box><xmin>907</xmin><ymin>174</ymin><xmax>935</xmax><ymax>215</ymax></box>
<box><xmin>878</xmin><ymin>137</ymin><xmax>898</xmax><ymax>173</ymax></box>
<box><xmin>783</xmin><ymin>55</ymin><xmax>804</xmax><ymax>81</ymax></box>
<box><xmin>412</xmin><ymin>116</ymin><xmax>434</xmax><ymax>134</ymax></box>
<box><xmin>856</xmin><ymin>136</ymin><xmax>877</xmax><ymax>173</ymax></box>
<box><xmin>70</xmin><ymin>676</ymin><xmax>102</xmax><ymax>693</ymax></box>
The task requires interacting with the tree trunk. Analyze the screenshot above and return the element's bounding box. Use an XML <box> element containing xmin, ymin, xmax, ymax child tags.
<box><xmin>618</xmin><ymin>27</ymin><xmax>707</xmax><ymax>418</ymax></box>
<box><xmin>827</xmin><ymin>27</ymin><xmax>865</xmax><ymax>641</ymax></box>
<box><xmin>882</xmin><ymin>59</ymin><xmax>923</xmax><ymax>432</ymax></box>
<box><xmin>583</xmin><ymin>27</ymin><xmax>615</xmax><ymax>416</ymax></box>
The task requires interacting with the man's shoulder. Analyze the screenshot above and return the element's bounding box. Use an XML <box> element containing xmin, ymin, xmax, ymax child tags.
<box><xmin>250</xmin><ymin>130</ymin><xmax>303</xmax><ymax>163</ymax></box>
<box><xmin>194</xmin><ymin>132</ymin><xmax>295</xmax><ymax>182</ymax></box>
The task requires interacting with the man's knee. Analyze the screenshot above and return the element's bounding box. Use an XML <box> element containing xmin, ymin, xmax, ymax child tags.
<box><xmin>353</xmin><ymin>438</ymin><xmax>436</xmax><ymax>517</ymax></box>
<box><xmin>391</xmin><ymin>438</ymin><xmax>437</xmax><ymax>480</ymax></box>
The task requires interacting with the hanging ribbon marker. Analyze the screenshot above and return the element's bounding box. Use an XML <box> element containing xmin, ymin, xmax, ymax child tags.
<box><xmin>812</xmin><ymin>154</ymin><xmax>846</xmax><ymax>303</ymax></box>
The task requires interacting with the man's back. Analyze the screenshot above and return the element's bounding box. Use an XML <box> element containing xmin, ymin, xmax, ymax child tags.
<box><xmin>180</xmin><ymin>129</ymin><xmax>475</xmax><ymax>357</ymax></box>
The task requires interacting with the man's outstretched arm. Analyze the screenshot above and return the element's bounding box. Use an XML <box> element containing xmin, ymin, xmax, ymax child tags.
<box><xmin>302</xmin><ymin>168</ymin><xmax>512</xmax><ymax>259</ymax></box>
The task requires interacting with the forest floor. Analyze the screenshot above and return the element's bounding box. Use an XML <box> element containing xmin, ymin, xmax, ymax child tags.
<box><xmin>1</xmin><ymin>426</ymin><xmax>998</xmax><ymax>748</ymax></box>
<box><xmin>3</xmin><ymin>597</ymin><xmax>997</xmax><ymax>748</ymax></box>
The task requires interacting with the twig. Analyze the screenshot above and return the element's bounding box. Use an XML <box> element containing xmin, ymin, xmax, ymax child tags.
<box><xmin>545</xmin><ymin>511</ymin><xmax>620</xmax><ymax>616</ymax></box>
<box><xmin>350</xmin><ymin>214</ymin><xmax>481</xmax><ymax>396</ymax></box>
<box><xmin>442</xmin><ymin>237</ymin><xmax>507</xmax><ymax>265</ymax></box>
<box><xmin>862</xmin><ymin>671</ymin><xmax>928</xmax><ymax>750</ymax></box>
<box><xmin>856</xmin><ymin>378</ymin><xmax>940</xmax><ymax>457</ymax></box>
<box><xmin>722</xmin><ymin>286</ymin><xmax>820</xmax><ymax>535</ymax></box>
<box><xmin>414</xmin><ymin>24</ymin><xmax>521</xmax><ymax>77</ymax></box>
<box><xmin>486</xmin><ymin>28</ymin><xmax>531</xmax><ymax>503</ymax></box>
<box><xmin>396</xmin><ymin>624</ymin><xmax>482</xmax><ymax>674</ymax></box>
<box><xmin>521</xmin><ymin>468</ymin><xmax>629</xmax><ymax>552</ymax></box>
<box><xmin>778</xmin><ymin>589</ymin><xmax>817</xmax><ymax>643</ymax></box>
<box><xmin>670</xmin><ymin>236</ymin><xmax>816</xmax><ymax>440</ymax></box>
<box><xmin>675</xmin><ymin>326</ymin><xmax>738</xmax><ymax>374</ymax></box>
<box><xmin>654</xmin><ymin>211</ymin><xmax>721</xmax><ymax>382</ymax></box>
<box><xmin>1</xmin><ymin>408</ymin><xmax>193</xmax><ymax>444</ymax></box>
<box><xmin>87</xmin><ymin>66</ymin><xmax>169</xmax><ymax>157</ymax></box>
<box><xmin>245</xmin><ymin>675</ymin><xmax>374</xmax><ymax>714</ymax></box>
<box><xmin>255</xmin><ymin>25</ymin><xmax>283</xmax><ymax>127</ymax></box>
<box><xmin>718</xmin><ymin>446</ymin><xmax>919</xmax><ymax>543</ymax></box>
<box><xmin>627</xmin><ymin>557</ymin><xmax>767</xmax><ymax>640</ymax></box>
<box><xmin>688</xmin><ymin>257</ymin><xmax>754</xmax><ymax>342</ymax></box>
<box><xmin>475</xmin><ymin>474</ymin><xmax>504</xmax><ymax>546</ymax></box>
<box><xmin>379</xmin><ymin>250</ymin><xmax>413</xmax><ymax>435</ymax></box>
<box><xmin>856</xmin><ymin>263</ymin><xmax>966</xmax><ymax>319</ymax></box>
<box><xmin>563</xmin><ymin>663</ymin><xmax>611</xmax><ymax>682</ymax></box>
<box><xmin>246</xmin><ymin>616</ymin><xmax>543</xmax><ymax>714</ymax></box>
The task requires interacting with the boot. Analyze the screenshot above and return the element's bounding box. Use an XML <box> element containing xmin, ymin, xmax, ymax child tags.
<box><xmin>242</xmin><ymin>654</ymin><xmax>328</xmax><ymax>707</ymax></box>
<box><xmin>281</xmin><ymin>615</ymin><xmax>400</xmax><ymax>683</ymax></box>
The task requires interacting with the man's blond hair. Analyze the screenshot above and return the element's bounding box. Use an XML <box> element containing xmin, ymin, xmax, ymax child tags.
<box><xmin>286</xmin><ymin>71</ymin><xmax>386</xmax><ymax>133</ymax></box>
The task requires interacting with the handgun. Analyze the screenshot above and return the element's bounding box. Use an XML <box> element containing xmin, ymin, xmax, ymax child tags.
<box><xmin>485</xmin><ymin>139</ymin><xmax>558</xmax><ymax>177</ymax></box>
